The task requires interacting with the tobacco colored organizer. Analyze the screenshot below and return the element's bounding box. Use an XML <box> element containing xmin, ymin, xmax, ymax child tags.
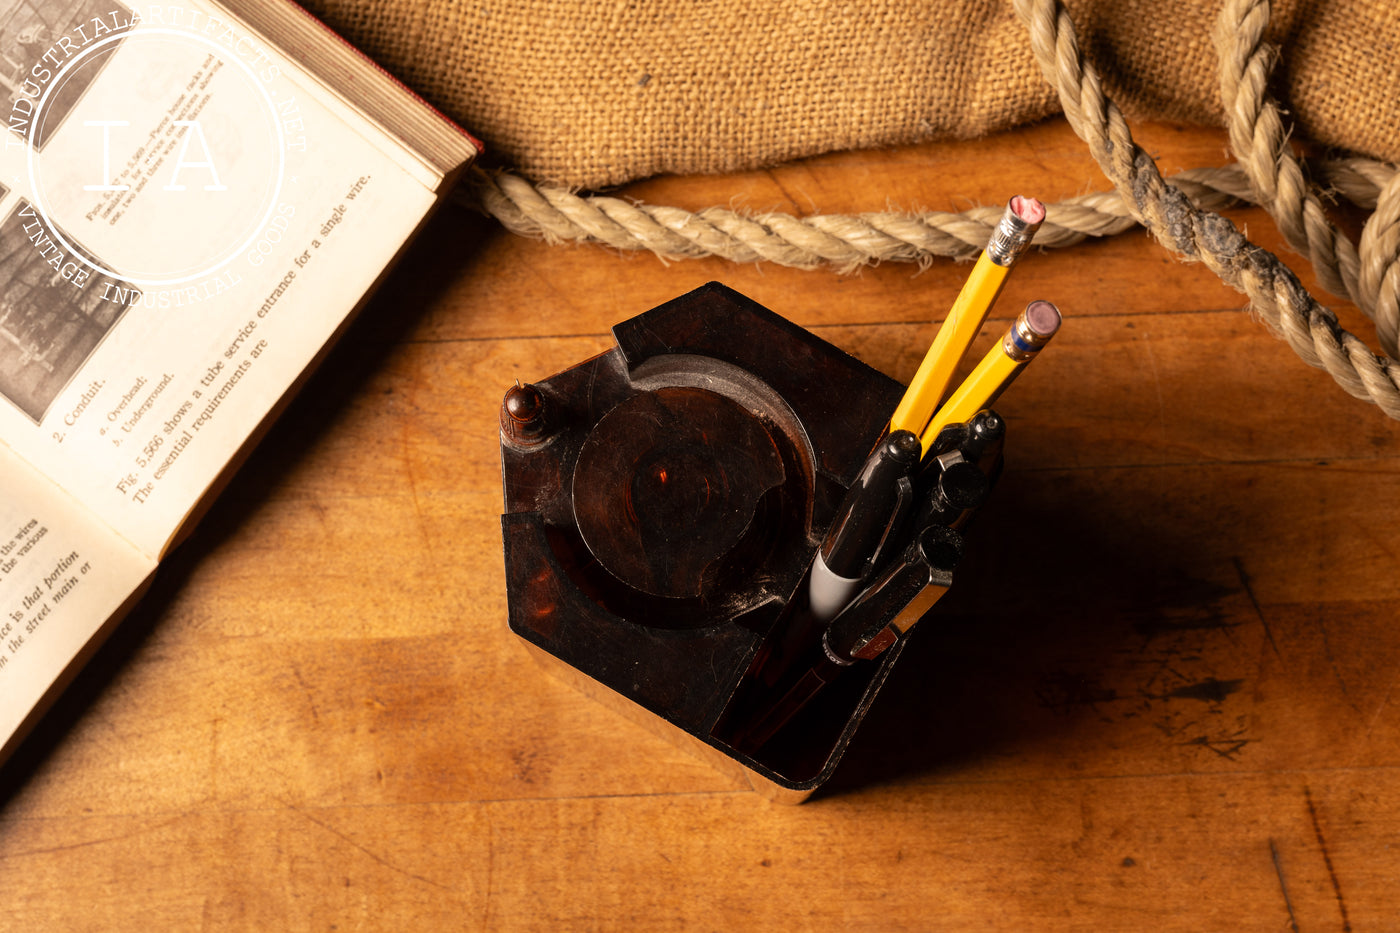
<box><xmin>499</xmin><ymin>282</ymin><xmax>934</xmax><ymax>801</ymax></box>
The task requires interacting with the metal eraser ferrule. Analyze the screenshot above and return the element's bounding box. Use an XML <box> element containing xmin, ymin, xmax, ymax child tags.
<box><xmin>986</xmin><ymin>199</ymin><xmax>1043</xmax><ymax>267</ymax></box>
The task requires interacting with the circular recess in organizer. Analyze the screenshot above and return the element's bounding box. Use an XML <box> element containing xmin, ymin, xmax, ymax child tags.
<box><xmin>571</xmin><ymin>386</ymin><xmax>785</xmax><ymax>601</ymax></box>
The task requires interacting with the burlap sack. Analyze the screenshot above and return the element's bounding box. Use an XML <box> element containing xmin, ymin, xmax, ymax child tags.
<box><xmin>304</xmin><ymin>0</ymin><xmax>1400</xmax><ymax>190</ymax></box>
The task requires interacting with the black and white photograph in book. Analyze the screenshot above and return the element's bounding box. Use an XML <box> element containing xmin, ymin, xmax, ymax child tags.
<box><xmin>0</xmin><ymin>198</ymin><xmax>135</xmax><ymax>422</ymax></box>
<box><xmin>1</xmin><ymin>0</ymin><xmax>132</xmax><ymax>150</ymax></box>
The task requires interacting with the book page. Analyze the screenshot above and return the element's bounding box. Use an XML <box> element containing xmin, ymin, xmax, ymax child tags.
<box><xmin>0</xmin><ymin>0</ymin><xmax>439</xmax><ymax>557</ymax></box>
<box><xmin>0</xmin><ymin>441</ymin><xmax>154</xmax><ymax>760</ymax></box>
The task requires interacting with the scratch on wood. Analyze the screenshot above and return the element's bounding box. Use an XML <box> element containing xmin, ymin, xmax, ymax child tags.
<box><xmin>1161</xmin><ymin>677</ymin><xmax>1244</xmax><ymax>703</ymax></box>
<box><xmin>1304</xmin><ymin>785</ymin><xmax>1353</xmax><ymax>932</ymax></box>
<box><xmin>481</xmin><ymin>821</ymin><xmax>496</xmax><ymax>929</ymax></box>
<box><xmin>764</xmin><ymin>167</ymin><xmax>817</xmax><ymax>217</ymax></box>
<box><xmin>0</xmin><ymin>821</ymin><xmax>184</xmax><ymax>862</ymax></box>
<box><xmin>397</xmin><ymin>415</ymin><xmax>433</xmax><ymax>554</ymax></box>
<box><xmin>1365</xmin><ymin>674</ymin><xmax>1400</xmax><ymax>739</ymax></box>
<box><xmin>1231</xmin><ymin>556</ymin><xmax>1280</xmax><ymax>657</ymax></box>
<box><xmin>1137</xmin><ymin>330</ymin><xmax>1168</xmax><ymax>442</ymax></box>
<box><xmin>1316</xmin><ymin>613</ymin><xmax>1352</xmax><ymax>700</ymax></box>
<box><xmin>1179</xmin><ymin>732</ymin><xmax>1249</xmax><ymax>760</ymax></box>
<box><xmin>1269</xmin><ymin>838</ymin><xmax>1301</xmax><ymax>933</ymax></box>
<box><xmin>289</xmin><ymin>803</ymin><xmax>451</xmax><ymax>891</ymax></box>
<box><xmin>291</xmin><ymin>665</ymin><xmax>321</xmax><ymax>724</ymax></box>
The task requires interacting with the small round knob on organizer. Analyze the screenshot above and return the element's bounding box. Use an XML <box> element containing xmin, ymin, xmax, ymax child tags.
<box><xmin>501</xmin><ymin>382</ymin><xmax>548</xmax><ymax>446</ymax></box>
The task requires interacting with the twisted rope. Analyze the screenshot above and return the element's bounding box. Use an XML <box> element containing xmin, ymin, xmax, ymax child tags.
<box><xmin>1216</xmin><ymin>0</ymin><xmax>1362</xmax><ymax>309</ymax></box>
<box><xmin>1215</xmin><ymin>0</ymin><xmax>1400</xmax><ymax>358</ymax></box>
<box><xmin>1012</xmin><ymin>0</ymin><xmax>1400</xmax><ymax>416</ymax></box>
<box><xmin>458</xmin><ymin>0</ymin><xmax>1400</xmax><ymax>417</ymax></box>
<box><xmin>467</xmin><ymin>158</ymin><xmax>1392</xmax><ymax>271</ymax></box>
<box><xmin>1360</xmin><ymin>166</ymin><xmax>1400</xmax><ymax>358</ymax></box>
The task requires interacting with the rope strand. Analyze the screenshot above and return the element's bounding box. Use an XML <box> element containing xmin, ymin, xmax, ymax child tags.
<box><xmin>468</xmin><ymin>163</ymin><xmax>1263</xmax><ymax>268</ymax></box>
<box><xmin>465</xmin><ymin>157</ymin><xmax>1397</xmax><ymax>273</ymax></box>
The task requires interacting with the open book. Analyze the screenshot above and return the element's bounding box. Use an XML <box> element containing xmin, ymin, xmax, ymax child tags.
<box><xmin>0</xmin><ymin>0</ymin><xmax>478</xmax><ymax>763</ymax></box>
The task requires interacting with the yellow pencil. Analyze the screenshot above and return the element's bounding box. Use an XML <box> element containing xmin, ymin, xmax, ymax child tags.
<box><xmin>918</xmin><ymin>299</ymin><xmax>1062</xmax><ymax>454</ymax></box>
<box><xmin>889</xmin><ymin>196</ymin><xmax>1044</xmax><ymax>440</ymax></box>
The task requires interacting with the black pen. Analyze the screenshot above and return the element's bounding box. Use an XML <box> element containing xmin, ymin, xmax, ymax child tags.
<box><xmin>964</xmin><ymin>408</ymin><xmax>1006</xmax><ymax>477</ymax></box>
<box><xmin>913</xmin><ymin>449</ymin><xmax>990</xmax><ymax>530</ymax></box>
<box><xmin>823</xmin><ymin>524</ymin><xmax>963</xmax><ymax>662</ymax></box>
<box><xmin>808</xmin><ymin>429</ymin><xmax>921</xmax><ymax>622</ymax></box>
<box><xmin>737</xmin><ymin>525</ymin><xmax>963</xmax><ymax>752</ymax></box>
<box><xmin>913</xmin><ymin>408</ymin><xmax>1004</xmax><ymax>530</ymax></box>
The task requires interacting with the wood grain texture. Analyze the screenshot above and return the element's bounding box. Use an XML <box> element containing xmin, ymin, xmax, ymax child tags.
<box><xmin>4</xmin><ymin>118</ymin><xmax>1399</xmax><ymax>931</ymax></box>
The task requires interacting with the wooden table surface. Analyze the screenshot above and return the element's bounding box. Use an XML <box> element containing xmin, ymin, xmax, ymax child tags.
<box><xmin>4</xmin><ymin>118</ymin><xmax>1399</xmax><ymax>931</ymax></box>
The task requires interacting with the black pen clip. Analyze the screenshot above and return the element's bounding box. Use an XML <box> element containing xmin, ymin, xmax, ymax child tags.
<box><xmin>861</xmin><ymin>471</ymin><xmax>915</xmax><ymax>579</ymax></box>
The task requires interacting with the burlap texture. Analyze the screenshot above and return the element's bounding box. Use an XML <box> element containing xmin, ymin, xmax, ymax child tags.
<box><xmin>302</xmin><ymin>0</ymin><xmax>1400</xmax><ymax>190</ymax></box>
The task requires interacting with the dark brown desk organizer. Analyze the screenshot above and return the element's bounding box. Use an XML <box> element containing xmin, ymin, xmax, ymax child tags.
<box><xmin>499</xmin><ymin>282</ymin><xmax>936</xmax><ymax>802</ymax></box>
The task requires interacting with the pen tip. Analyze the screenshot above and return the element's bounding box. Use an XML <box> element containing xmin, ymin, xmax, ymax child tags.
<box><xmin>1023</xmin><ymin>299</ymin><xmax>1061</xmax><ymax>337</ymax></box>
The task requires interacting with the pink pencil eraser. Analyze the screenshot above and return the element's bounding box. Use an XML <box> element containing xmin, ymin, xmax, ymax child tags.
<box><xmin>1010</xmin><ymin>195</ymin><xmax>1046</xmax><ymax>225</ymax></box>
<box><xmin>1024</xmin><ymin>299</ymin><xmax>1062</xmax><ymax>336</ymax></box>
